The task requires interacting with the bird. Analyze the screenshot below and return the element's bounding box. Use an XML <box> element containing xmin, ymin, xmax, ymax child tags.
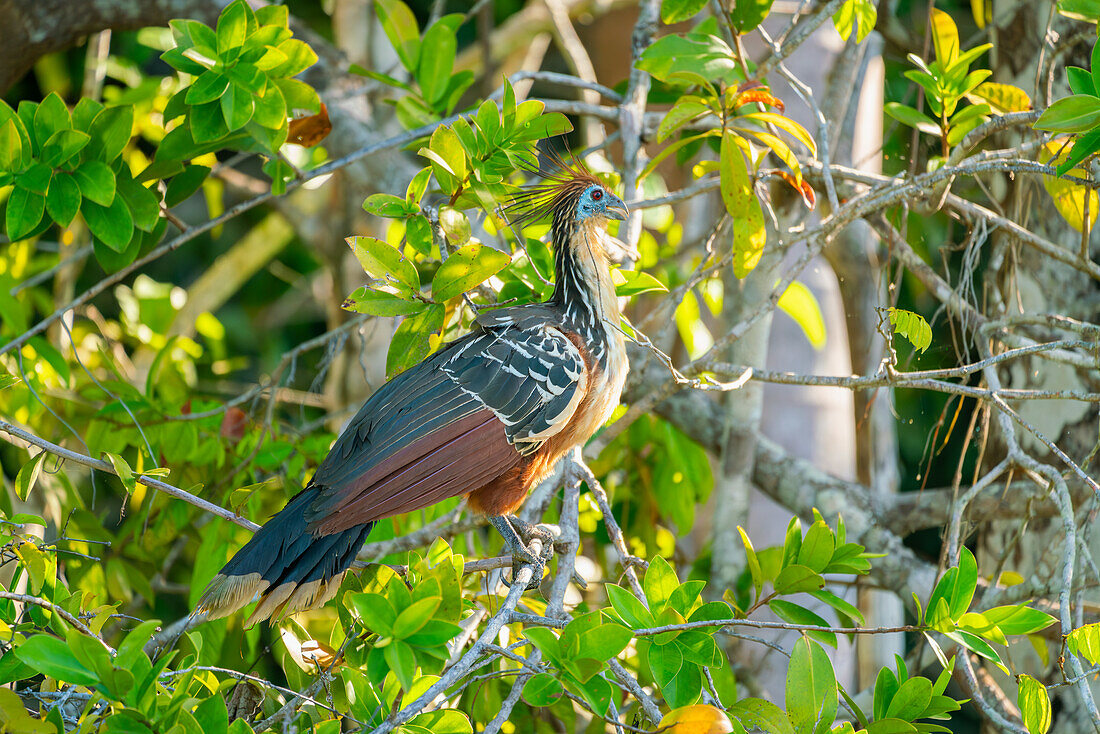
<box><xmin>195</xmin><ymin>157</ymin><xmax>631</xmax><ymax>627</ymax></box>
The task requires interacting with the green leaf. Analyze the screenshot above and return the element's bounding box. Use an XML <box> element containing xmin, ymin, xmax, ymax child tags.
<box><xmin>637</xmin><ymin>34</ymin><xmax>740</xmax><ymax>88</ymax></box>
<box><xmin>773</xmin><ymin>564</ymin><xmax>825</xmax><ymax>594</ymax></box>
<box><xmin>649</xmin><ymin>643</ymin><xmax>696</xmax><ymax>708</ymax></box>
<box><xmin>580</xmin><ymin>623</ymin><xmax>633</xmax><ymax>662</ymax></box>
<box><xmin>733</xmin><ymin>197</ymin><xmax>766</xmax><ymax>278</ymax></box>
<box><xmin>808</xmin><ymin>589</ymin><xmax>865</xmax><ymax>626</ymax></box>
<box><xmin>729</xmin><ymin>698</ymin><xmax>796</xmax><ymax>734</ymax></box>
<box><xmin>657</xmin><ymin>98</ymin><xmax>710</xmax><ymax>143</ymax></box>
<box><xmin>252</xmin><ymin>86</ymin><xmax>287</xmax><ymax>130</ymax></box>
<box><xmin>440</xmin><ymin>205</ymin><xmax>470</xmax><ymax>245</ymax></box>
<box><xmin>522</xmin><ymin>673</ymin><xmax>563</xmax><ymax>707</ymax></box>
<box><xmin>943</xmin><ymin>629</ymin><xmax>1007</xmax><ymax>672</ymax></box>
<box><xmin>739</xmin><ymin>526</ymin><xmax>765</xmax><ymax>596</ymax></box>
<box><xmin>406</xmin><ymin>167</ymin><xmax>432</xmax><ymax>206</ymax></box>
<box><xmin>164</xmin><ymin>165</ymin><xmax>211</xmax><ymax>207</ymax></box>
<box><xmin>393</xmin><ymin>596</ymin><xmax>441</xmax><ymax>638</ymax></box>
<box><xmin>72</xmin><ymin>160</ymin><xmax>116</xmax><ymax>206</ymax></box>
<box><xmin>185</xmin><ymin>71</ymin><xmax>230</xmax><ymax>106</ymax></box>
<box><xmin>347</xmin><ymin>592</ymin><xmax>396</xmax><ymax>635</ymax></box>
<box><xmin>17</xmin><ymin>162</ymin><xmax>52</xmax><ymax>194</ymax></box>
<box><xmin>0</xmin><ymin>118</ymin><xmax>23</xmax><ymax>171</ymax></box>
<box><xmin>82</xmin><ymin>194</ymin><xmax>134</xmax><ymax>252</ymax></box>
<box><xmin>386</xmin><ymin>303</ymin><xmax>444</xmax><ymax>377</ymax></box>
<box><xmin>6</xmin><ymin>187</ymin><xmax>45</xmax><ymax>240</ymax></box>
<box><xmin>834</xmin><ymin>0</ymin><xmax>877</xmax><ymax>42</ymax></box>
<box><xmin>383</xmin><ymin>639</ymin><xmax>417</xmax><ymax>691</ymax></box>
<box><xmin>786</xmin><ymin>637</ymin><xmax>837</xmax><ymax>734</ymax></box>
<box><xmin>887</xmin><ymin>308</ymin><xmax>932</xmax><ymax>353</ymax></box>
<box><xmin>982</xmin><ymin>605</ymin><xmax>1057</xmax><ymax>636</ymax></box>
<box><xmin>343</xmin><ymin>286</ymin><xmax>425</xmax><ymax>317</ymax></box>
<box><xmin>885</xmin><ymin>103</ymin><xmax>940</xmax><ymax>135</ymax></box>
<box><xmin>216</xmin><ymin>0</ymin><xmax>249</xmax><ymax>54</ymax></box>
<box><xmin>376</xmin><ymin>0</ymin><xmax>420</xmax><ymax>72</ymax></box>
<box><xmin>769</xmin><ymin>599</ymin><xmax>837</xmax><ymax>648</ymax></box>
<box><xmin>929</xmin><ymin>8</ymin><xmax>959</xmax><ymax>64</ymax></box>
<box><xmin>220</xmin><ymin>83</ymin><xmax>255</xmax><ymax>131</ymax></box>
<box><xmin>948</xmin><ymin>547</ymin><xmax>977</xmax><ymax>618</ymax></box>
<box><xmin>644</xmin><ymin>556</ymin><xmax>679</xmax><ymax>612</ymax></box>
<box><xmin>614</xmin><ymin>269</ymin><xmax>667</xmax><ymax>297</ymax></box>
<box><xmin>1059</xmin><ymin>0</ymin><xmax>1100</xmax><ymax>21</ymax></box>
<box><xmin>432</xmin><ymin>243</ymin><xmax>510</xmax><ymax>302</ymax></box>
<box><xmin>1067</xmin><ymin>67</ymin><xmax>1096</xmax><ymax>97</ymax></box>
<box><xmin>606</xmin><ymin>584</ymin><xmax>655</xmax><ymax>628</ymax></box>
<box><xmin>15</xmin><ymin>452</ymin><xmax>47</xmax><ymax>502</ymax></box>
<box><xmin>1068</xmin><ymin>623</ymin><xmax>1100</xmax><ymax>663</ymax></box>
<box><xmin>1034</xmin><ymin>95</ymin><xmax>1100</xmax><ymax>133</ymax></box>
<box><xmin>87</xmin><ymin>105</ymin><xmax>134</xmax><ymax>163</ymax></box>
<box><xmin>363</xmin><ymin>193</ymin><xmax>418</xmax><ymax>218</ymax></box>
<box><xmin>40</xmin><ymin>128</ymin><xmax>90</xmax><ymax>167</ymax></box>
<box><xmin>346</xmin><ymin>236</ymin><xmax>420</xmax><ymax>292</ymax></box>
<box><xmin>15</xmin><ymin>636</ymin><xmax>99</xmax><ymax>687</ymax></box>
<box><xmin>661</xmin><ymin>0</ymin><xmax>708</xmax><ymax>23</ymax></box>
<box><xmin>118</xmin><ymin>177</ymin><xmax>161</xmax><ymax>232</ymax></box>
<box><xmin>275</xmin><ymin>78</ymin><xmax>321</xmax><ymax>115</ymax></box>
<box><xmin>269</xmin><ymin>39</ymin><xmax>317</xmax><ymax>78</ymax></box>
<box><xmin>778</xmin><ymin>280</ymin><xmax>826</xmax><ymax>350</ymax></box>
<box><xmin>720</xmin><ymin>130</ymin><xmax>752</xmax><ymax>217</ymax></box>
<box><xmin>886</xmin><ymin>677</ymin><xmax>932</xmax><ymax>721</ymax></box>
<box><xmin>418</xmin><ymin>16</ymin><xmax>459</xmax><ymax>104</ymax></box>
<box><xmin>731</xmin><ymin>0</ymin><xmax>775</xmax><ymax>33</ymax></box>
<box><xmin>46</xmin><ymin>172</ymin><xmax>81</xmax><ymax>227</ymax></box>
<box><xmin>104</xmin><ymin>452</ymin><xmax>137</xmax><ymax>493</ymax></box>
<box><xmin>968</xmin><ymin>82</ymin><xmax>1031</xmax><ymax>114</ymax></box>
<box><xmin>34</xmin><ymin>93</ymin><xmax>71</xmax><ymax>145</ymax></box>
<box><xmin>1018</xmin><ymin>674</ymin><xmax>1052</xmax><ymax>734</ymax></box>
<box><xmin>193</xmin><ymin>695</ymin><xmax>229</xmax><ymax>734</ymax></box>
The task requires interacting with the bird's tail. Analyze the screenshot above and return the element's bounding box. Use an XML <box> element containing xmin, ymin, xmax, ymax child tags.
<box><xmin>196</xmin><ymin>487</ymin><xmax>374</xmax><ymax>627</ymax></box>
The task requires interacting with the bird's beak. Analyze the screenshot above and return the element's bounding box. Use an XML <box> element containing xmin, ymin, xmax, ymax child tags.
<box><xmin>605</xmin><ymin>195</ymin><xmax>628</xmax><ymax>221</ymax></box>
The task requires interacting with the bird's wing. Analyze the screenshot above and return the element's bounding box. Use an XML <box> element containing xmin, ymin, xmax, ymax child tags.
<box><xmin>306</xmin><ymin>323</ymin><xmax>587</xmax><ymax>534</ymax></box>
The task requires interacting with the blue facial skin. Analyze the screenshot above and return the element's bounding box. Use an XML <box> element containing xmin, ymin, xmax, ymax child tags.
<box><xmin>577</xmin><ymin>184</ymin><xmax>628</xmax><ymax>221</ymax></box>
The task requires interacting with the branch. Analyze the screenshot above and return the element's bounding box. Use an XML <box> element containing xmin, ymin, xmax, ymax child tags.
<box><xmin>0</xmin><ymin>419</ymin><xmax>259</xmax><ymax>532</ymax></box>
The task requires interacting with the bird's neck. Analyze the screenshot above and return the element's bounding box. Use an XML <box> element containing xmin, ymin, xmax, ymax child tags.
<box><xmin>551</xmin><ymin>219</ymin><xmax>621</xmax><ymax>362</ymax></box>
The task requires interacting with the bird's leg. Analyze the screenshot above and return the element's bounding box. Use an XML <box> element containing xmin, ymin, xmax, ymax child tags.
<box><xmin>506</xmin><ymin>514</ymin><xmax>558</xmax><ymax>564</ymax></box>
<box><xmin>488</xmin><ymin>515</ymin><xmax>555</xmax><ymax>591</ymax></box>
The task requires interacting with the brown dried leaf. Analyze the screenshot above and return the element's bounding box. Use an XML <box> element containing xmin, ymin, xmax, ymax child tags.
<box><xmin>777</xmin><ymin>171</ymin><xmax>816</xmax><ymax>209</ymax></box>
<box><xmin>287</xmin><ymin>103</ymin><xmax>332</xmax><ymax>147</ymax></box>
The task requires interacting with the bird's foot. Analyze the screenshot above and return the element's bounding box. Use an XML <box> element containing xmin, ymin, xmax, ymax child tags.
<box><xmin>489</xmin><ymin>515</ymin><xmax>557</xmax><ymax>591</ymax></box>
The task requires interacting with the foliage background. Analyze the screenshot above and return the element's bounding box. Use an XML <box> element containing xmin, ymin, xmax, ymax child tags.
<box><xmin>1</xmin><ymin>0</ymin><xmax>1099</xmax><ymax>732</ymax></box>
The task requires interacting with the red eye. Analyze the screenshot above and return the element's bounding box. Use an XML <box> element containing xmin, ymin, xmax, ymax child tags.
<box><xmin>592</xmin><ymin>189</ymin><xmax>603</xmax><ymax>201</ymax></box>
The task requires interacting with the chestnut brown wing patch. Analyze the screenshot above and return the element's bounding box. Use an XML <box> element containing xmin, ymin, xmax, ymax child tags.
<box><xmin>308</xmin><ymin>408</ymin><xmax>519</xmax><ymax>534</ymax></box>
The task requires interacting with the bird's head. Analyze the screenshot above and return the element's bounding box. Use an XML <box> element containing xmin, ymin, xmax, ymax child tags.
<box><xmin>504</xmin><ymin>153</ymin><xmax>629</xmax><ymax>236</ymax></box>
<box><xmin>575</xmin><ymin>183</ymin><xmax>628</xmax><ymax>223</ymax></box>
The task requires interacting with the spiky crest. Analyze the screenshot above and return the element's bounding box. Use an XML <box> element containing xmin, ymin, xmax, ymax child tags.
<box><xmin>503</xmin><ymin>148</ymin><xmax>603</xmax><ymax>235</ymax></box>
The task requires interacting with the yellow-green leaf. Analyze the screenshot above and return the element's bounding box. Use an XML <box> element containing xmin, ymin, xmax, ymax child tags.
<box><xmin>968</xmin><ymin>82</ymin><xmax>1031</xmax><ymax>114</ymax></box>
<box><xmin>1040</xmin><ymin>139</ymin><xmax>1098</xmax><ymax>233</ymax></box>
<box><xmin>887</xmin><ymin>307</ymin><xmax>932</xmax><ymax>353</ymax></box>
<box><xmin>104</xmin><ymin>452</ymin><xmax>137</xmax><ymax>493</ymax></box>
<box><xmin>1017</xmin><ymin>674</ymin><xmax>1051</xmax><ymax>734</ymax></box>
<box><xmin>732</xmin><ymin>196</ymin><xmax>766</xmax><ymax>278</ymax></box>
<box><xmin>740</xmin><ymin>111</ymin><xmax>817</xmax><ymax>155</ymax></box>
<box><xmin>930</xmin><ymin>8</ymin><xmax>959</xmax><ymax>64</ymax></box>
<box><xmin>720</xmin><ymin>130</ymin><xmax>752</xmax><ymax>218</ymax></box>
<box><xmin>778</xmin><ymin>280</ymin><xmax>826</xmax><ymax>350</ymax></box>
<box><xmin>432</xmin><ymin>243</ymin><xmax>510</xmax><ymax>302</ymax></box>
<box><xmin>15</xmin><ymin>452</ymin><xmax>47</xmax><ymax>502</ymax></box>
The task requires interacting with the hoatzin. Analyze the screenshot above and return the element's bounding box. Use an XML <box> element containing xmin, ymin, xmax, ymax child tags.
<box><xmin>196</xmin><ymin>161</ymin><xmax>630</xmax><ymax>626</ymax></box>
